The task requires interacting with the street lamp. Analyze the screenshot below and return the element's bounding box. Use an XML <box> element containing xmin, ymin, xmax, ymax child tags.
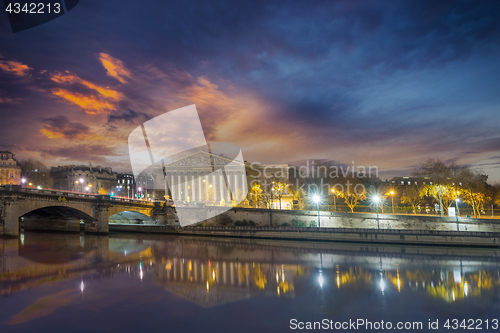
<box><xmin>313</xmin><ymin>195</ymin><xmax>321</xmax><ymax>227</ymax></box>
<box><xmin>21</xmin><ymin>178</ymin><xmax>26</xmax><ymax>186</ymax></box>
<box><xmin>390</xmin><ymin>190</ymin><xmax>394</xmax><ymax>214</ymax></box>
<box><xmin>331</xmin><ymin>189</ymin><xmax>337</xmax><ymax>212</ymax></box>
<box><xmin>79</xmin><ymin>178</ymin><xmax>84</xmax><ymax>192</ymax></box>
<box><xmin>138</xmin><ymin>187</ymin><xmax>142</xmax><ymax>200</ymax></box>
<box><xmin>455</xmin><ymin>198</ymin><xmax>460</xmax><ymax>231</ymax></box>
<box><xmin>373</xmin><ymin>196</ymin><xmax>380</xmax><ymax>228</ymax></box>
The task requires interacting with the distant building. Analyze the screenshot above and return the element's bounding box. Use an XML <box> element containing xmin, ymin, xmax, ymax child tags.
<box><xmin>50</xmin><ymin>164</ymin><xmax>117</xmax><ymax>194</ymax></box>
<box><xmin>389</xmin><ymin>176</ymin><xmax>425</xmax><ymax>187</ymax></box>
<box><xmin>116</xmin><ymin>173</ymin><xmax>136</xmax><ymax>198</ymax></box>
<box><xmin>0</xmin><ymin>151</ymin><xmax>21</xmax><ymax>185</ymax></box>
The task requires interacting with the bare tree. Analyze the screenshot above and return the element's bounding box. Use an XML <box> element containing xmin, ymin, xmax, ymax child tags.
<box><xmin>455</xmin><ymin>167</ymin><xmax>489</xmax><ymax>217</ymax></box>
<box><xmin>413</xmin><ymin>158</ymin><xmax>455</xmax><ymax>216</ymax></box>
<box><xmin>338</xmin><ymin>176</ymin><xmax>367</xmax><ymax>213</ymax></box>
<box><xmin>400</xmin><ymin>185</ymin><xmax>422</xmax><ymax>214</ymax></box>
<box><xmin>19</xmin><ymin>159</ymin><xmax>54</xmax><ymax>188</ymax></box>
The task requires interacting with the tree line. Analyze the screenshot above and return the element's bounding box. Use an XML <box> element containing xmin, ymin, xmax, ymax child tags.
<box><xmin>245</xmin><ymin>158</ymin><xmax>500</xmax><ymax>217</ymax></box>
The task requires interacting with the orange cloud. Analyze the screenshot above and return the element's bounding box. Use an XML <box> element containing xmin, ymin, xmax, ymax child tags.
<box><xmin>52</xmin><ymin>88</ymin><xmax>115</xmax><ymax>114</ymax></box>
<box><xmin>180</xmin><ymin>76</ymin><xmax>234</xmax><ymax>107</ymax></box>
<box><xmin>51</xmin><ymin>71</ymin><xmax>123</xmax><ymax>100</ymax></box>
<box><xmin>39</xmin><ymin>128</ymin><xmax>65</xmax><ymax>139</ymax></box>
<box><xmin>0</xmin><ymin>59</ymin><xmax>31</xmax><ymax>76</ymax></box>
<box><xmin>40</xmin><ymin>128</ymin><xmax>104</xmax><ymax>140</ymax></box>
<box><xmin>99</xmin><ymin>53</ymin><xmax>131</xmax><ymax>83</ymax></box>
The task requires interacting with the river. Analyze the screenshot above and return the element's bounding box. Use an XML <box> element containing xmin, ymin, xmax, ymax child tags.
<box><xmin>1</xmin><ymin>232</ymin><xmax>499</xmax><ymax>332</ymax></box>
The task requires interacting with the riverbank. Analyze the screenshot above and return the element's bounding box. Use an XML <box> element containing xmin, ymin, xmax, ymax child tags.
<box><xmin>107</xmin><ymin>224</ymin><xmax>500</xmax><ymax>247</ymax></box>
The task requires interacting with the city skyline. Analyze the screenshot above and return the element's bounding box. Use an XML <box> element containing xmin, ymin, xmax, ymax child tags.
<box><xmin>1</xmin><ymin>1</ymin><xmax>500</xmax><ymax>182</ymax></box>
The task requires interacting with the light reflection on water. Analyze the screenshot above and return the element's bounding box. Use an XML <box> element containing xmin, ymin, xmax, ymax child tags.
<box><xmin>0</xmin><ymin>232</ymin><xmax>499</xmax><ymax>332</ymax></box>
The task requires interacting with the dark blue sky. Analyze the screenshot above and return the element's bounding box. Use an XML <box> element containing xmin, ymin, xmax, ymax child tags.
<box><xmin>1</xmin><ymin>0</ymin><xmax>499</xmax><ymax>181</ymax></box>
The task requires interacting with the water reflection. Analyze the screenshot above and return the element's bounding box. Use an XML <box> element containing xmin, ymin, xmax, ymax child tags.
<box><xmin>0</xmin><ymin>232</ymin><xmax>499</xmax><ymax>331</ymax></box>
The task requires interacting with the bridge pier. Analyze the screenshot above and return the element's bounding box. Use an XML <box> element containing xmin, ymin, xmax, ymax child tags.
<box><xmin>153</xmin><ymin>202</ymin><xmax>179</xmax><ymax>226</ymax></box>
<box><xmin>1</xmin><ymin>196</ymin><xmax>20</xmax><ymax>236</ymax></box>
<box><xmin>90</xmin><ymin>202</ymin><xmax>110</xmax><ymax>234</ymax></box>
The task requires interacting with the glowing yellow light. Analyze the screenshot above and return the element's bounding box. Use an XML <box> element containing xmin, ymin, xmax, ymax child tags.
<box><xmin>212</xmin><ymin>271</ymin><xmax>215</xmax><ymax>280</ymax></box>
<box><xmin>276</xmin><ymin>272</ymin><xmax>279</xmax><ymax>282</ymax></box>
<box><xmin>337</xmin><ymin>275</ymin><xmax>340</xmax><ymax>288</ymax></box>
<box><xmin>206</xmin><ymin>281</ymin><xmax>209</xmax><ymax>292</ymax></box>
<box><xmin>189</xmin><ymin>261</ymin><xmax>192</xmax><ymax>271</ymax></box>
<box><xmin>277</xmin><ymin>287</ymin><xmax>280</xmax><ymax>295</ymax></box>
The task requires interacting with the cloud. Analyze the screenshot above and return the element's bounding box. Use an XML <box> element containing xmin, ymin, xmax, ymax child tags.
<box><xmin>0</xmin><ymin>97</ymin><xmax>22</xmax><ymax>104</ymax></box>
<box><xmin>0</xmin><ymin>56</ymin><xmax>31</xmax><ymax>76</ymax></box>
<box><xmin>52</xmin><ymin>88</ymin><xmax>115</xmax><ymax>114</ymax></box>
<box><xmin>41</xmin><ymin>144</ymin><xmax>119</xmax><ymax>164</ymax></box>
<box><xmin>39</xmin><ymin>116</ymin><xmax>97</xmax><ymax>140</ymax></box>
<box><xmin>107</xmin><ymin>109</ymin><xmax>152</xmax><ymax>124</ymax></box>
<box><xmin>99</xmin><ymin>53</ymin><xmax>131</xmax><ymax>83</ymax></box>
<box><xmin>51</xmin><ymin>71</ymin><xmax>123</xmax><ymax>100</ymax></box>
<box><xmin>49</xmin><ymin>70</ymin><xmax>123</xmax><ymax>114</ymax></box>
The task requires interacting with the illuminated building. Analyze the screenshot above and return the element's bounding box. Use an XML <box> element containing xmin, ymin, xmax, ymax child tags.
<box><xmin>50</xmin><ymin>164</ymin><xmax>117</xmax><ymax>194</ymax></box>
<box><xmin>0</xmin><ymin>150</ymin><xmax>21</xmax><ymax>185</ymax></box>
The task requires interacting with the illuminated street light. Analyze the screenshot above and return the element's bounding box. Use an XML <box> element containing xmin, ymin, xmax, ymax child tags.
<box><xmin>373</xmin><ymin>196</ymin><xmax>380</xmax><ymax>228</ymax></box>
<box><xmin>390</xmin><ymin>190</ymin><xmax>395</xmax><ymax>214</ymax></box>
<box><xmin>78</xmin><ymin>178</ymin><xmax>84</xmax><ymax>192</ymax></box>
<box><xmin>331</xmin><ymin>188</ymin><xmax>337</xmax><ymax>212</ymax></box>
<box><xmin>312</xmin><ymin>195</ymin><xmax>321</xmax><ymax>227</ymax></box>
<box><xmin>455</xmin><ymin>198</ymin><xmax>460</xmax><ymax>231</ymax></box>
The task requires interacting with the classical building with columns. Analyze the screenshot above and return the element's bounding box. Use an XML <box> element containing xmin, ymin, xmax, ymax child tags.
<box><xmin>146</xmin><ymin>150</ymin><xmax>292</xmax><ymax>208</ymax></box>
<box><xmin>161</xmin><ymin>150</ymin><xmax>248</xmax><ymax>205</ymax></box>
<box><xmin>0</xmin><ymin>151</ymin><xmax>21</xmax><ymax>185</ymax></box>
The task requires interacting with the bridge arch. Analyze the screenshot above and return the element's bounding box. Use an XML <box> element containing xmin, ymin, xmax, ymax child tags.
<box><xmin>109</xmin><ymin>211</ymin><xmax>154</xmax><ymax>224</ymax></box>
<box><xmin>21</xmin><ymin>206</ymin><xmax>94</xmax><ymax>232</ymax></box>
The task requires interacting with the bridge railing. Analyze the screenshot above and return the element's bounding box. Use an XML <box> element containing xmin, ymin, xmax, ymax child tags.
<box><xmin>0</xmin><ymin>185</ymin><xmax>160</xmax><ymax>205</ymax></box>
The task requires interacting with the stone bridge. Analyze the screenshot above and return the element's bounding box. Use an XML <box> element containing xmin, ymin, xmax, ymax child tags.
<box><xmin>0</xmin><ymin>185</ymin><xmax>176</xmax><ymax>236</ymax></box>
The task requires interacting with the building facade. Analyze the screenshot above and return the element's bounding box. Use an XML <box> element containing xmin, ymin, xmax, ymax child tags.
<box><xmin>51</xmin><ymin>164</ymin><xmax>117</xmax><ymax>194</ymax></box>
<box><xmin>0</xmin><ymin>151</ymin><xmax>21</xmax><ymax>185</ymax></box>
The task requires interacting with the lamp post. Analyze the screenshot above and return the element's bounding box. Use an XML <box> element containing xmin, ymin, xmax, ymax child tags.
<box><xmin>455</xmin><ymin>198</ymin><xmax>460</xmax><ymax>231</ymax></box>
<box><xmin>313</xmin><ymin>195</ymin><xmax>320</xmax><ymax>227</ymax></box>
<box><xmin>390</xmin><ymin>190</ymin><xmax>394</xmax><ymax>214</ymax></box>
<box><xmin>138</xmin><ymin>187</ymin><xmax>142</xmax><ymax>200</ymax></box>
<box><xmin>21</xmin><ymin>178</ymin><xmax>26</xmax><ymax>186</ymax></box>
<box><xmin>374</xmin><ymin>196</ymin><xmax>380</xmax><ymax>229</ymax></box>
<box><xmin>331</xmin><ymin>189</ymin><xmax>337</xmax><ymax>212</ymax></box>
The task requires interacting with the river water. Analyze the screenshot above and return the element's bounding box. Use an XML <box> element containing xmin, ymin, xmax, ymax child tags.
<box><xmin>0</xmin><ymin>232</ymin><xmax>499</xmax><ymax>332</ymax></box>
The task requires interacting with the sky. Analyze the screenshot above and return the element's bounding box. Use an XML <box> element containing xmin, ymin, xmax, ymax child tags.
<box><xmin>0</xmin><ymin>0</ymin><xmax>500</xmax><ymax>182</ymax></box>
